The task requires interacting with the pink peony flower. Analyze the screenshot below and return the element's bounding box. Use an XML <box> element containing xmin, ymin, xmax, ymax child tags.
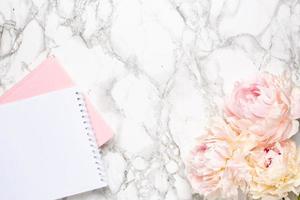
<box><xmin>186</xmin><ymin>119</ymin><xmax>252</xmax><ymax>200</ymax></box>
<box><xmin>246</xmin><ymin>140</ymin><xmax>300</xmax><ymax>200</ymax></box>
<box><xmin>224</xmin><ymin>73</ymin><xmax>300</xmax><ymax>144</ymax></box>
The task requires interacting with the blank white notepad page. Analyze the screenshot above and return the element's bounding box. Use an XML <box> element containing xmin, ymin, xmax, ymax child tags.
<box><xmin>0</xmin><ymin>88</ymin><xmax>106</xmax><ymax>200</ymax></box>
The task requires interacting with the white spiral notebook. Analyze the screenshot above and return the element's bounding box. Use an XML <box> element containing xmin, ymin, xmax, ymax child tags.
<box><xmin>0</xmin><ymin>87</ymin><xmax>107</xmax><ymax>200</ymax></box>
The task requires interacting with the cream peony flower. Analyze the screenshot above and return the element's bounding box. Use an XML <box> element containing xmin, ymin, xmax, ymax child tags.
<box><xmin>224</xmin><ymin>73</ymin><xmax>300</xmax><ymax>144</ymax></box>
<box><xmin>246</xmin><ymin>140</ymin><xmax>300</xmax><ymax>200</ymax></box>
<box><xmin>186</xmin><ymin>73</ymin><xmax>300</xmax><ymax>200</ymax></box>
<box><xmin>186</xmin><ymin>119</ymin><xmax>252</xmax><ymax>200</ymax></box>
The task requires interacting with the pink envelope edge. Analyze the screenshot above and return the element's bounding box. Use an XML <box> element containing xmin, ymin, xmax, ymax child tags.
<box><xmin>0</xmin><ymin>57</ymin><xmax>113</xmax><ymax>146</ymax></box>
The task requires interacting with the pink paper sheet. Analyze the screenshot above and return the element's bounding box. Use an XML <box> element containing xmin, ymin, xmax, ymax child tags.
<box><xmin>0</xmin><ymin>57</ymin><xmax>113</xmax><ymax>146</ymax></box>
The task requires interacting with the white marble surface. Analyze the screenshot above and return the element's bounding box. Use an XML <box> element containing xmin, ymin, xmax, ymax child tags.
<box><xmin>0</xmin><ymin>0</ymin><xmax>300</xmax><ymax>199</ymax></box>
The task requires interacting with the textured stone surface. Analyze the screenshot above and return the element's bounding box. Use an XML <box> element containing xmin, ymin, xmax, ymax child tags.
<box><xmin>0</xmin><ymin>0</ymin><xmax>299</xmax><ymax>199</ymax></box>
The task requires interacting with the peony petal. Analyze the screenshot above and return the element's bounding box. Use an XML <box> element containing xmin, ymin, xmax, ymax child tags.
<box><xmin>291</xmin><ymin>87</ymin><xmax>300</xmax><ymax>119</ymax></box>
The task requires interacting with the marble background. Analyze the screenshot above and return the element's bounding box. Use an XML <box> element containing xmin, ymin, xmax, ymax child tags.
<box><xmin>0</xmin><ymin>0</ymin><xmax>300</xmax><ymax>199</ymax></box>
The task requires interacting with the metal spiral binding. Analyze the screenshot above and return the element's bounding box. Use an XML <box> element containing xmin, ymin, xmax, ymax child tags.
<box><xmin>75</xmin><ymin>91</ymin><xmax>106</xmax><ymax>183</ymax></box>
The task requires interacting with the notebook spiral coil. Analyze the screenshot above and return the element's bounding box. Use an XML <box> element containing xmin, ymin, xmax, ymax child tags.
<box><xmin>75</xmin><ymin>91</ymin><xmax>106</xmax><ymax>182</ymax></box>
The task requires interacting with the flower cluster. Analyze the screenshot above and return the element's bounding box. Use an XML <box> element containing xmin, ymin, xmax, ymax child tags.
<box><xmin>186</xmin><ymin>73</ymin><xmax>300</xmax><ymax>200</ymax></box>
